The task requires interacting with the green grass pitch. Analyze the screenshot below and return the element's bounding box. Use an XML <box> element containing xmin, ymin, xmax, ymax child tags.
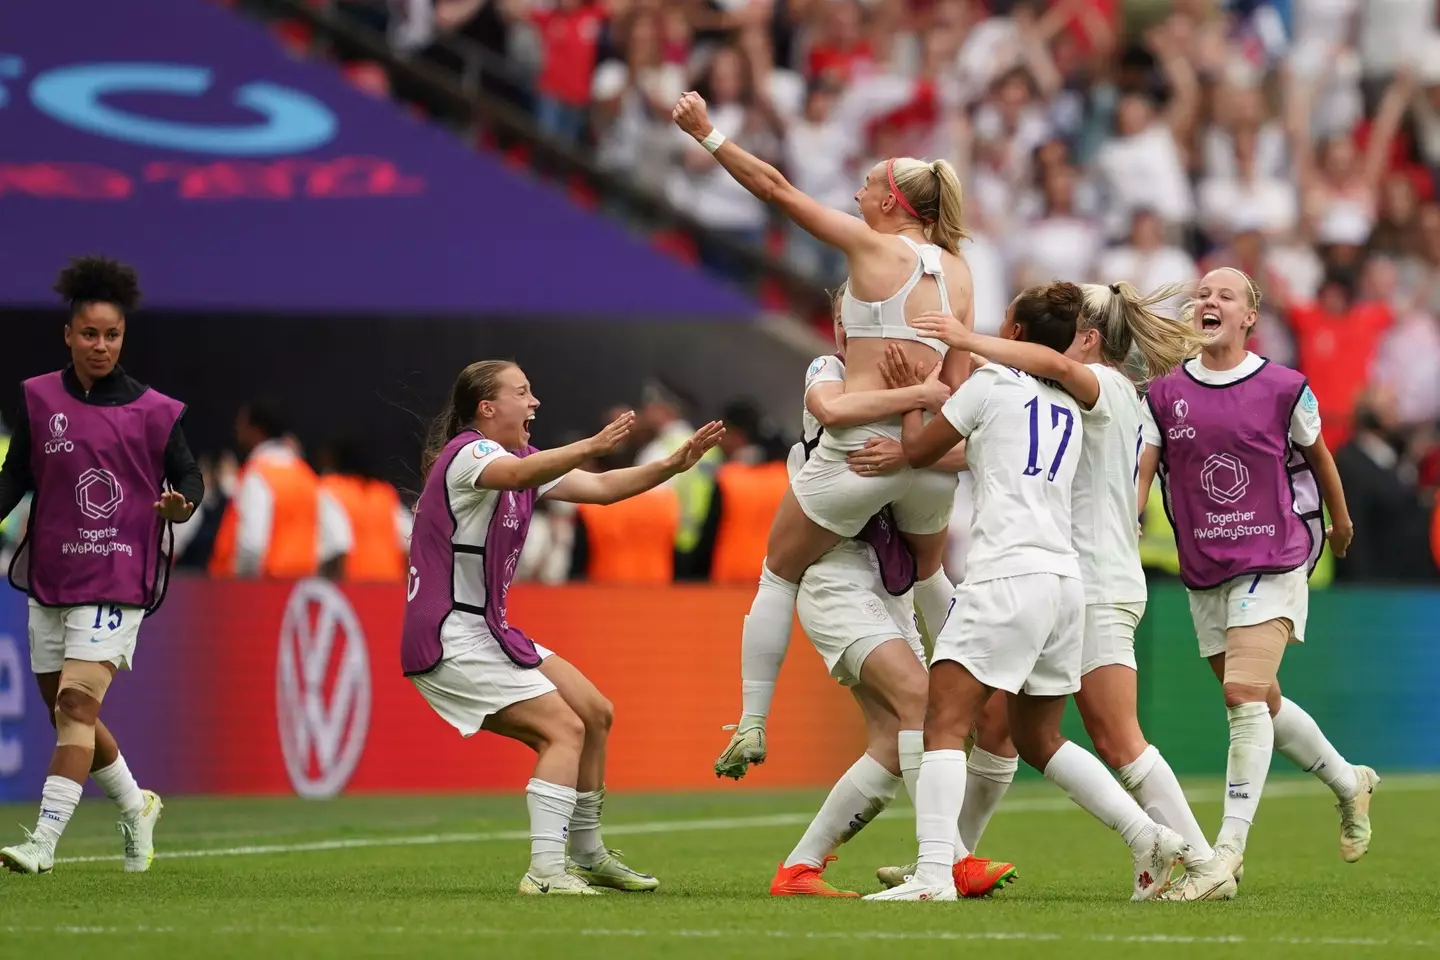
<box><xmin>2</xmin><ymin>775</ymin><xmax>1436</xmax><ymax>958</ymax></box>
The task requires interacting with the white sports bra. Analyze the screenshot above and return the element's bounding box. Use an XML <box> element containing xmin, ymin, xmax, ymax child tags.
<box><xmin>840</xmin><ymin>236</ymin><xmax>951</xmax><ymax>357</ymax></box>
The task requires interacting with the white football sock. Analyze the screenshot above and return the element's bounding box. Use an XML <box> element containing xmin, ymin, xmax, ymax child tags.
<box><xmin>525</xmin><ymin>778</ymin><xmax>578</xmax><ymax>877</ymax></box>
<box><xmin>1216</xmin><ymin>702</ymin><xmax>1273</xmax><ymax>852</ymax></box>
<box><xmin>1272</xmin><ymin>697</ymin><xmax>1359</xmax><ymax>801</ymax></box>
<box><xmin>912</xmin><ymin>569</ymin><xmax>954</xmax><ymax>648</ymax></box>
<box><xmin>784</xmin><ymin>753</ymin><xmax>900</xmax><ymax>868</ymax></box>
<box><xmin>958</xmin><ymin>747</ymin><xmax>1017</xmax><ymax>853</ymax></box>
<box><xmin>739</xmin><ymin>565</ymin><xmax>799</xmax><ymax>731</ymax></box>
<box><xmin>33</xmin><ymin>775</ymin><xmax>84</xmax><ymax>848</ymax></box>
<box><xmin>568</xmin><ymin>786</ymin><xmax>606</xmax><ymax>863</ymax></box>
<box><xmin>1044</xmin><ymin>740</ymin><xmax>1155</xmax><ymax>852</ymax></box>
<box><xmin>91</xmin><ymin>754</ymin><xmax>145</xmax><ymax>821</ymax></box>
<box><xmin>1118</xmin><ymin>745</ymin><xmax>1213</xmax><ymax>863</ymax></box>
<box><xmin>897</xmin><ymin>729</ymin><xmax>925</xmax><ymax>804</ymax></box>
<box><xmin>915</xmin><ymin>749</ymin><xmax>968</xmax><ymax>886</ymax></box>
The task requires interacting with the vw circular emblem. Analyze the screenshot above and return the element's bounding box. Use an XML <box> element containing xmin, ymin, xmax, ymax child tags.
<box><xmin>276</xmin><ymin>579</ymin><xmax>371</xmax><ymax>799</ymax></box>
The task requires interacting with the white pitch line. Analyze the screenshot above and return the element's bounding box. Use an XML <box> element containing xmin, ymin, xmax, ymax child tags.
<box><xmin>0</xmin><ymin>926</ymin><xmax>1430</xmax><ymax>949</ymax></box>
<box><xmin>51</xmin><ymin>775</ymin><xmax>1439</xmax><ymax>866</ymax></box>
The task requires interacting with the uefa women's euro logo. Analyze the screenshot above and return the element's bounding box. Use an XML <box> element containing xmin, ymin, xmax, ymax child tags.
<box><xmin>17</xmin><ymin>61</ymin><xmax>337</xmax><ymax>156</ymax></box>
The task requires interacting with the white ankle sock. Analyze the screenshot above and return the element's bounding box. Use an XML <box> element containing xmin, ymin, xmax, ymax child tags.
<box><xmin>784</xmin><ymin>753</ymin><xmax>900</xmax><ymax>868</ymax></box>
<box><xmin>958</xmin><ymin>747</ymin><xmax>1016</xmax><ymax>853</ymax></box>
<box><xmin>739</xmin><ymin>566</ymin><xmax>799</xmax><ymax>729</ymax></box>
<box><xmin>1216</xmin><ymin>702</ymin><xmax>1273</xmax><ymax>852</ymax></box>
<box><xmin>1119</xmin><ymin>745</ymin><xmax>1213</xmax><ymax>862</ymax></box>
<box><xmin>915</xmin><ymin>749</ymin><xmax>968</xmax><ymax>885</ymax></box>
<box><xmin>33</xmin><ymin>776</ymin><xmax>84</xmax><ymax>848</ymax></box>
<box><xmin>91</xmin><ymin>754</ymin><xmax>145</xmax><ymax>821</ymax></box>
<box><xmin>1044</xmin><ymin>741</ymin><xmax>1155</xmax><ymax>852</ymax></box>
<box><xmin>569</xmin><ymin>787</ymin><xmax>606</xmax><ymax>863</ymax></box>
<box><xmin>525</xmin><ymin>778</ymin><xmax>578</xmax><ymax>877</ymax></box>
<box><xmin>1272</xmin><ymin>697</ymin><xmax>1358</xmax><ymax>801</ymax></box>
<box><xmin>897</xmin><ymin>729</ymin><xmax>925</xmax><ymax>805</ymax></box>
<box><xmin>912</xmin><ymin>569</ymin><xmax>954</xmax><ymax>648</ymax></box>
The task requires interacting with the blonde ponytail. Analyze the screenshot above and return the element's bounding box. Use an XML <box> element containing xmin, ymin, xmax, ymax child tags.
<box><xmin>928</xmin><ymin>160</ymin><xmax>967</xmax><ymax>255</ymax></box>
<box><xmin>1080</xmin><ymin>281</ymin><xmax>1208</xmax><ymax>380</ymax></box>
<box><xmin>887</xmin><ymin>157</ymin><xmax>968</xmax><ymax>255</ymax></box>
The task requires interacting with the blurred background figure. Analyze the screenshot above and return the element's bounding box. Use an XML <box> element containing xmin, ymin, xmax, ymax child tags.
<box><xmin>634</xmin><ymin>380</ymin><xmax>723</xmax><ymax>579</ymax></box>
<box><xmin>1333</xmin><ymin>388</ymin><xmax>1439</xmax><ymax>583</ymax></box>
<box><xmin>317</xmin><ymin>436</ymin><xmax>413</xmax><ymax>584</ymax></box>
<box><xmin>209</xmin><ymin>398</ymin><xmax>352</xmax><ymax>580</ymax></box>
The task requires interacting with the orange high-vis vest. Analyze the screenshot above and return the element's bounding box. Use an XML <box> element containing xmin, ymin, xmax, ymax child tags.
<box><xmin>576</xmin><ymin>486</ymin><xmax>679</xmax><ymax>584</ymax></box>
<box><xmin>210</xmin><ymin>454</ymin><xmax>321</xmax><ymax>579</ymax></box>
<box><xmin>321</xmin><ymin>474</ymin><xmax>406</xmax><ymax>583</ymax></box>
<box><xmin>709</xmin><ymin>461</ymin><xmax>789</xmax><ymax>584</ymax></box>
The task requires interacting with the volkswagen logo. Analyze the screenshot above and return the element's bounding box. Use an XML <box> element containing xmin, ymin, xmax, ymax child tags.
<box><xmin>276</xmin><ymin>579</ymin><xmax>371</xmax><ymax>799</ymax></box>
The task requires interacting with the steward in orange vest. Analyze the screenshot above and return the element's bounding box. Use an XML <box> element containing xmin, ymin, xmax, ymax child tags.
<box><xmin>317</xmin><ymin>437</ymin><xmax>410</xmax><ymax>583</ymax></box>
<box><xmin>209</xmin><ymin>399</ymin><xmax>352</xmax><ymax>579</ymax></box>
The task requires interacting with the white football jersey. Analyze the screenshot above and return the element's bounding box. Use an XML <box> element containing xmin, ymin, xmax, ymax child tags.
<box><xmin>941</xmin><ymin>364</ymin><xmax>1083</xmax><ymax>584</ymax></box>
<box><xmin>1071</xmin><ymin>364</ymin><xmax>1147</xmax><ymax>604</ymax></box>
<box><xmin>788</xmin><ymin>354</ymin><xmax>846</xmax><ymax>478</ymax></box>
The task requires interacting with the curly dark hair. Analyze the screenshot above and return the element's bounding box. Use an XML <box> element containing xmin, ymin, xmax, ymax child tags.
<box><xmin>53</xmin><ymin>256</ymin><xmax>142</xmax><ymax>314</ymax></box>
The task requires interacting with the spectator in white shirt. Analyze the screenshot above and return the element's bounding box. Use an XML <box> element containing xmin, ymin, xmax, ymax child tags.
<box><xmin>590</xmin><ymin>13</ymin><xmax>687</xmax><ymax>190</ymax></box>
<box><xmin>1359</xmin><ymin>0</ymin><xmax>1435</xmax><ymax>102</ymax></box>
<box><xmin>1091</xmin><ymin>24</ymin><xmax>1199</xmax><ymax>239</ymax></box>
<box><xmin>1197</xmin><ymin>126</ymin><xmax>1299</xmax><ymax>244</ymax></box>
<box><xmin>1009</xmin><ymin>161</ymin><xmax>1101</xmax><ymax>289</ymax></box>
<box><xmin>1096</xmin><ymin>208</ymin><xmax>1198</xmax><ymax>319</ymax></box>
<box><xmin>667</xmin><ymin>44</ymin><xmax>772</xmax><ymax>275</ymax></box>
<box><xmin>782</xmin><ymin>82</ymin><xmax>854</xmax><ymax>282</ymax></box>
<box><xmin>1202</xmin><ymin>83</ymin><xmax>1289</xmax><ymax>179</ymax></box>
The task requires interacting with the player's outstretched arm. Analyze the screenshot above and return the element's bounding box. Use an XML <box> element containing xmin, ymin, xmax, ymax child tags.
<box><xmin>673</xmin><ymin>92</ymin><xmax>877</xmax><ymax>256</ymax></box>
<box><xmin>911</xmin><ymin>313</ymin><xmax>1101</xmax><ymax>409</ymax></box>
<box><xmin>481</xmin><ymin>411</ymin><xmax>636</xmax><ymax>492</ymax></box>
<box><xmin>544</xmin><ymin>422</ymin><xmax>726</xmax><ymax>506</ymax></box>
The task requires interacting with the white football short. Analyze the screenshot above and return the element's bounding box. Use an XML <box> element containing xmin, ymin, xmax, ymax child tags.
<box><xmin>790</xmin><ymin>454</ymin><xmax>957</xmax><ymax>538</ymax></box>
<box><xmin>1080</xmin><ymin>601</ymin><xmax>1147</xmax><ymax>676</ymax></box>
<box><xmin>1187</xmin><ymin>567</ymin><xmax>1308</xmax><ymax>659</ymax></box>
<box><xmin>796</xmin><ymin>540</ymin><xmax>925</xmax><ymax>687</ymax></box>
<box><xmin>411</xmin><ymin>638</ymin><xmax>556</xmax><ymax>737</ymax></box>
<box><xmin>28</xmin><ymin>599</ymin><xmax>144</xmax><ymax>674</ymax></box>
<box><xmin>932</xmin><ymin>572</ymin><xmax>1085</xmax><ymax>697</ymax></box>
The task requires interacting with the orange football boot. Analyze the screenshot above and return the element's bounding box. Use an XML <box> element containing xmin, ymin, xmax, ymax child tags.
<box><xmin>770</xmin><ymin>855</ymin><xmax>860</xmax><ymax>897</ymax></box>
<box><xmin>953</xmin><ymin>855</ymin><xmax>1018</xmax><ymax>897</ymax></box>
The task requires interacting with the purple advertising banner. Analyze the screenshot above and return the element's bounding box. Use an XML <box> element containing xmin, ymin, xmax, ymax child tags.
<box><xmin>0</xmin><ymin>0</ymin><xmax>757</xmax><ymax>317</ymax></box>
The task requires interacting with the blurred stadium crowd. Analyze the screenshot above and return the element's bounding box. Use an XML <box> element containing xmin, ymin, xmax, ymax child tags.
<box><xmin>47</xmin><ymin>0</ymin><xmax>1440</xmax><ymax>585</ymax></box>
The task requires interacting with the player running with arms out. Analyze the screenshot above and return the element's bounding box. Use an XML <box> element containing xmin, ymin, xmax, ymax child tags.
<box><xmin>0</xmin><ymin>257</ymin><xmax>203</xmax><ymax>875</ymax></box>
<box><xmin>766</xmin><ymin>285</ymin><xmax>1015</xmax><ymax>899</ymax></box>
<box><xmin>1136</xmin><ymin>268</ymin><xmax>1377</xmax><ymax>890</ymax></box>
<box><xmin>904</xmin><ymin>280</ymin><xmax>1237</xmax><ymax>899</ymax></box>
<box><xmin>402</xmin><ymin>361</ymin><xmax>722</xmax><ymax>896</ymax></box>
<box><xmin>866</xmin><ymin>283</ymin><xmax>1193</xmax><ymax>903</ymax></box>
<box><xmin>672</xmin><ymin>93</ymin><xmax>974</xmax><ymax>781</ymax></box>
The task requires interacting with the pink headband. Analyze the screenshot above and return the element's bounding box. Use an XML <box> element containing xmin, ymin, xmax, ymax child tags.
<box><xmin>887</xmin><ymin>158</ymin><xmax>934</xmax><ymax>224</ymax></box>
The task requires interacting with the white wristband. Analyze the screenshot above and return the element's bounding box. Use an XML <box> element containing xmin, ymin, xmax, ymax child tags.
<box><xmin>700</xmin><ymin>129</ymin><xmax>726</xmax><ymax>154</ymax></box>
